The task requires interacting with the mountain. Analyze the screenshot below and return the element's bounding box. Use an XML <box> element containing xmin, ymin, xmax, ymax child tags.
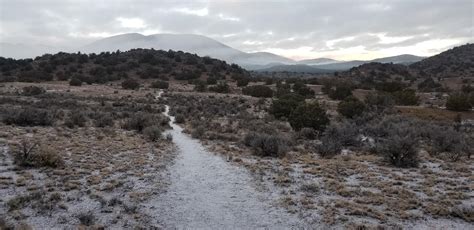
<box><xmin>410</xmin><ymin>43</ymin><xmax>473</xmax><ymax>78</ymax></box>
<box><xmin>81</xmin><ymin>33</ymin><xmax>244</xmax><ymax>60</ymax></box>
<box><xmin>255</xmin><ymin>64</ymin><xmax>333</xmax><ymax>73</ymax></box>
<box><xmin>253</xmin><ymin>55</ymin><xmax>425</xmax><ymax>72</ymax></box>
<box><xmin>297</xmin><ymin>58</ymin><xmax>339</xmax><ymax>65</ymax></box>
<box><xmin>80</xmin><ymin>33</ymin><xmax>295</xmax><ymax>68</ymax></box>
<box><xmin>340</xmin><ymin>44</ymin><xmax>474</xmax><ymax>79</ymax></box>
<box><xmin>372</xmin><ymin>54</ymin><xmax>424</xmax><ymax>64</ymax></box>
<box><xmin>312</xmin><ymin>55</ymin><xmax>424</xmax><ymax>71</ymax></box>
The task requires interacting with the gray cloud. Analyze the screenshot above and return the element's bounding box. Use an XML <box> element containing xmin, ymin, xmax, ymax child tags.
<box><xmin>0</xmin><ymin>0</ymin><xmax>472</xmax><ymax>59</ymax></box>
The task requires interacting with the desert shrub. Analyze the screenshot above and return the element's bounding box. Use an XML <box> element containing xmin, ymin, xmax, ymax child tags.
<box><xmin>393</xmin><ymin>89</ymin><xmax>419</xmax><ymax>105</ymax></box>
<box><xmin>328</xmin><ymin>85</ymin><xmax>353</xmax><ymax>100</ymax></box>
<box><xmin>13</xmin><ymin>140</ymin><xmax>63</xmax><ymax>168</ymax></box>
<box><xmin>376</xmin><ymin>126</ymin><xmax>419</xmax><ymax>167</ymax></box>
<box><xmin>376</xmin><ymin>81</ymin><xmax>406</xmax><ymax>93</ymax></box>
<box><xmin>428</xmin><ymin>126</ymin><xmax>468</xmax><ymax>161</ymax></box>
<box><xmin>337</xmin><ymin>96</ymin><xmax>366</xmax><ymax>118</ymax></box>
<box><xmin>208</xmin><ymin>82</ymin><xmax>229</xmax><ymax>93</ymax></box>
<box><xmin>69</xmin><ymin>77</ymin><xmax>82</xmax><ymax>86</ymax></box>
<box><xmin>175</xmin><ymin>70</ymin><xmax>200</xmax><ymax>80</ymax></box>
<box><xmin>289</xmin><ymin>102</ymin><xmax>329</xmax><ymax>131</ymax></box>
<box><xmin>293</xmin><ymin>82</ymin><xmax>315</xmax><ymax>98</ymax></box>
<box><xmin>318</xmin><ymin>122</ymin><xmax>359</xmax><ymax>157</ymax></box>
<box><xmin>191</xmin><ymin>126</ymin><xmax>205</xmax><ymax>138</ymax></box>
<box><xmin>174</xmin><ymin>114</ymin><xmax>185</xmax><ymax>124</ymax></box>
<box><xmin>275</xmin><ymin>82</ymin><xmax>291</xmax><ymax>97</ymax></box>
<box><xmin>270</xmin><ymin>93</ymin><xmax>305</xmax><ymax>119</ymax></box>
<box><xmin>165</xmin><ymin>133</ymin><xmax>173</xmax><ymax>141</ymax></box>
<box><xmin>446</xmin><ymin>93</ymin><xmax>472</xmax><ymax>111</ymax></box>
<box><xmin>297</xmin><ymin>127</ymin><xmax>318</xmax><ymax>140</ymax></box>
<box><xmin>364</xmin><ymin>92</ymin><xmax>394</xmax><ymax>111</ymax></box>
<box><xmin>123</xmin><ymin>113</ymin><xmax>167</xmax><ymax>133</ymax></box>
<box><xmin>206</xmin><ymin>76</ymin><xmax>218</xmax><ymax>85</ymax></box>
<box><xmin>237</xmin><ymin>78</ymin><xmax>249</xmax><ymax>87</ymax></box>
<box><xmin>194</xmin><ymin>80</ymin><xmax>207</xmax><ymax>92</ymax></box>
<box><xmin>242</xmin><ymin>85</ymin><xmax>273</xmax><ymax>98</ymax></box>
<box><xmin>418</xmin><ymin>77</ymin><xmax>442</xmax><ymax>92</ymax></box>
<box><xmin>122</xmin><ymin>78</ymin><xmax>140</xmax><ymax>90</ymax></box>
<box><xmin>93</xmin><ymin>113</ymin><xmax>114</xmax><ymax>127</ymax></box>
<box><xmin>143</xmin><ymin>125</ymin><xmax>162</xmax><ymax>141</ymax></box>
<box><xmin>3</xmin><ymin>107</ymin><xmax>53</xmax><ymax>126</ymax></box>
<box><xmin>64</xmin><ymin>111</ymin><xmax>87</xmax><ymax>128</ymax></box>
<box><xmin>243</xmin><ymin>132</ymin><xmax>289</xmax><ymax>157</ymax></box>
<box><xmin>150</xmin><ymin>80</ymin><xmax>169</xmax><ymax>89</ymax></box>
<box><xmin>18</xmin><ymin>70</ymin><xmax>53</xmax><ymax>82</ymax></box>
<box><xmin>22</xmin><ymin>86</ymin><xmax>45</xmax><ymax>96</ymax></box>
<box><xmin>77</xmin><ymin>212</ymin><xmax>95</xmax><ymax>226</ymax></box>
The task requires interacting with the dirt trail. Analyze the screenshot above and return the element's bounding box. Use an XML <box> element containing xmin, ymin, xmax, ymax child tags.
<box><xmin>145</xmin><ymin>104</ymin><xmax>304</xmax><ymax>229</ymax></box>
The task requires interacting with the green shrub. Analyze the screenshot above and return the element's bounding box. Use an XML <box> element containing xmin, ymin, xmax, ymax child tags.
<box><xmin>270</xmin><ymin>93</ymin><xmax>304</xmax><ymax>119</ymax></box>
<box><xmin>194</xmin><ymin>80</ymin><xmax>207</xmax><ymax>92</ymax></box>
<box><xmin>64</xmin><ymin>111</ymin><xmax>87</xmax><ymax>128</ymax></box>
<box><xmin>69</xmin><ymin>77</ymin><xmax>82</xmax><ymax>86</ymax></box>
<box><xmin>143</xmin><ymin>125</ymin><xmax>162</xmax><ymax>141</ymax></box>
<box><xmin>122</xmin><ymin>78</ymin><xmax>140</xmax><ymax>90</ymax></box>
<box><xmin>328</xmin><ymin>85</ymin><xmax>352</xmax><ymax>100</ymax></box>
<box><xmin>3</xmin><ymin>107</ymin><xmax>53</xmax><ymax>126</ymax></box>
<box><xmin>337</xmin><ymin>96</ymin><xmax>366</xmax><ymax>118</ymax></box>
<box><xmin>208</xmin><ymin>82</ymin><xmax>229</xmax><ymax>93</ymax></box>
<box><xmin>242</xmin><ymin>85</ymin><xmax>273</xmax><ymax>98</ymax></box>
<box><xmin>174</xmin><ymin>114</ymin><xmax>185</xmax><ymax>124</ymax></box>
<box><xmin>446</xmin><ymin>93</ymin><xmax>472</xmax><ymax>111</ymax></box>
<box><xmin>292</xmin><ymin>82</ymin><xmax>315</xmax><ymax>98</ymax></box>
<box><xmin>93</xmin><ymin>113</ymin><xmax>114</xmax><ymax>127</ymax></box>
<box><xmin>393</xmin><ymin>89</ymin><xmax>419</xmax><ymax>105</ymax></box>
<box><xmin>364</xmin><ymin>92</ymin><xmax>394</xmax><ymax>110</ymax></box>
<box><xmin>237</xmin><ymin>78</ymin><xmax>249</xmax><ymax>87</ymax></box>
<box><xmin>22</xmin><ymin>86</ymin><xmax>45</xmax><ymax>96</ymax></box>
<box><xmin>289</xmin><ymin>102</ymin><xmax>329</xmax><ymax>131</ymax></box>
<box><xmin>123</xmin><ymin>113</ymin><xmax>167</xmax><ymax>133</ymax></box>
<box><xmin>150</xmin><ymin>80</ymin><xmax>169</xmax><ymax>89</ymax></box>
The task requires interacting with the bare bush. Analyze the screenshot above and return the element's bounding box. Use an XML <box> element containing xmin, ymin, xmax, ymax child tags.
<box><xmin>64</xmin><ymin>111</ymin><xmax>87</xmax><ymax>128</ymax></box>
<box><xmin>318</xmin><ymin>121</ymin><xmax>359</xmax><ymax>158</ymax></box>
<box><xmin>243</xmin><ymin>132</ymin><xmax>289</xmax><ymax>157</ymax></box>
<box><xmin>427</xmin><ymin>126</ymin><xmax>468</xmax><ymax>161</ymax></box>
<box><xmin>143</xmin><ymin>125</ymin><xmax>162</xmax><ymax>142</ymax></box>
<box><xmin>22</xmin><ymin>86</ymin><xmax>45</xmax><ymax>96</ymax></box>
<box><xmin>123</xmin><ymin>112</ymin><xmax>168</xmax><ymax>133</ymax></box>
<box><xmin>376</xmin><ymin>126</ymin><xmax>419</xmax><ymax>167</ymax></box>
<box><xmin>3</xmin><ymin>107</ymin><xmax>53</xmax><ymax>126</ymax></box>
<box><xmin>13</xmin><ymin>140</ymin><xmax>63</xmax><ymax>168</ymax></box>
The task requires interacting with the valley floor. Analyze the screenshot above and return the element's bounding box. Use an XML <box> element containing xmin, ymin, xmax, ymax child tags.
<box><xmin>0</xmin><ymin>82</ymin><xmax>473</xmax><ymax>229</ymax></box>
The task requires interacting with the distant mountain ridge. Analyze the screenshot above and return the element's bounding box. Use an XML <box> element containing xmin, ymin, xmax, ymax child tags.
<box><xmin>1</xmin><ymin>33</ymin><xmax>426</xmax><ymax>71</ymax></box>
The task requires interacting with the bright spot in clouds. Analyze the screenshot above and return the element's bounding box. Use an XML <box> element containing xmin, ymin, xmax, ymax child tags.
<box><xmin>116</xmin><ymin>17</ymin><xmax>146</xmax><ymax>29</ymax></box>
<box><xmin>173</xmin><ymin>7</ymin><xmax>209</xmax><ymax>17</ymax></box>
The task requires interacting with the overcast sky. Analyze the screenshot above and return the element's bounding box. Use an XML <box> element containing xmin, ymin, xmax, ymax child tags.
<box><xmin>1</xmin><ymin>0</ymin><xmax>473</xmax><ymax>60</ymax></box>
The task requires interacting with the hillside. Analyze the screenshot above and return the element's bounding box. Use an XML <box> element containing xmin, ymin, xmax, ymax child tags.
<box><xmin>0</xmin><ymin>49</ymin><xmax>248</xmax><ymax>83</ymax></box>
<box><xmin>410</xmin><ymin>43</ymin><xmax>474</xmax><ymax>78</ymax></box>
<box><xmin>341</xmin><ymin>44</ymin><xmax>473</xmax><ymax>79</ymax></box>
<box><xmin>79</xmin><ymin>33</ymin><xmax>294</xmax><ymax>68</ymax></box>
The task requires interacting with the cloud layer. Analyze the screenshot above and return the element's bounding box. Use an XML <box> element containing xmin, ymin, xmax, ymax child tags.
<box><xmin>1</xmin><ymin>0</ymin><xmax>472</xmax><ymax>60</ymax></box>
